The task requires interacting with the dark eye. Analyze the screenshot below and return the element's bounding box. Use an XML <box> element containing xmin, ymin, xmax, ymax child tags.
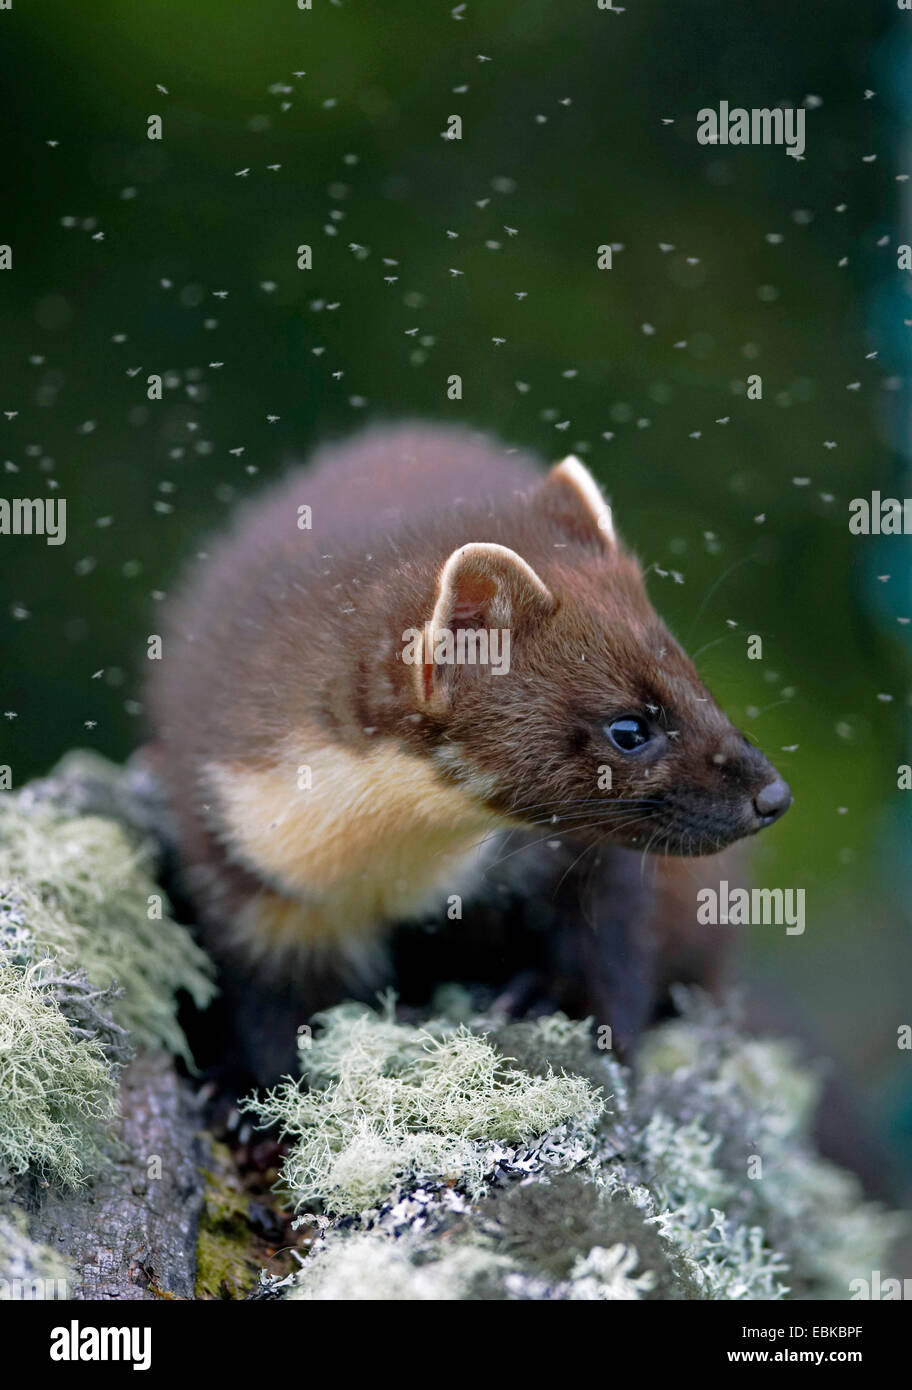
<box><xmin>605</xmin><ymin>715</ymin><xmax>652</xmax><ymax>753</ymax></box>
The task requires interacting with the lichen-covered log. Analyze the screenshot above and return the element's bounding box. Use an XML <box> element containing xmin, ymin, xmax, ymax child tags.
<box><xmin>0</xmin><ymin>752</ymin><xmax>217</xmax><ymax>1300</ymax></box>
<box><xmin>20</xmin><ymin>1051</ymin><xmax>207</xmax><ymax>1300</ymax></box>
<box><xmin>248</xmin><ymin>996</ymin><xmax>906</xmax><ymax>1302</ymax></box>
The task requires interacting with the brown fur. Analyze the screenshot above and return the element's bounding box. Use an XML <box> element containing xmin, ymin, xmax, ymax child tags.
<box><xmin>146</xmin><ymin>422</ymin><xmax>789</xmax><ymax>1083</ymax></box>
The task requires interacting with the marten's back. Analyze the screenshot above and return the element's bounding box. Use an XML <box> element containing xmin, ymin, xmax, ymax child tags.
<box><xmin>199</xmin><ymin>421</ymin><xmax>542</xmax><ymax>580</ymax></box>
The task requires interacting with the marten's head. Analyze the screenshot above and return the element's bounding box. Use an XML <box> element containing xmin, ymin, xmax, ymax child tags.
<box><xmin>413</xmin><ymin>455</ymin><xmax>791</xmax><ymax>856</ymax></box>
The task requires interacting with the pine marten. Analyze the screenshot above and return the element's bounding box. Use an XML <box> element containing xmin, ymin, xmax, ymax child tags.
<box><xmin>146</xmin><ymin>423</ymin><xmax>792</xmax><ymax>1085</ymax></box>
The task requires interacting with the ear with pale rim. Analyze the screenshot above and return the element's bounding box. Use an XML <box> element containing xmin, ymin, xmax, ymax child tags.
<box><xmin>538</xmin><ymin>454</ymin><xmax>616</xmax><ymax>546</ymax></box>
<box><xmin>416</xmin><ymin>541</ymin><xmax>555</xmax><ymax>709</ymax></box>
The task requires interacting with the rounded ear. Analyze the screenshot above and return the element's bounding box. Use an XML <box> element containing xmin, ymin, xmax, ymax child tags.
<box><xmin>537</xmin><ymin>454</ymin><xmax>616</xmax><ymax>546</ymax></box>
<box><xmin>416</xmin><ymin>542</ymin><xmax>555</xmax><ymax>710</ymax></box>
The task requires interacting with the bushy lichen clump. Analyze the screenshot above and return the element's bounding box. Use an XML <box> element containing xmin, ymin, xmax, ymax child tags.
<box><xmin>0</xmin><ymin>803</ymin><xmax>214</xmax><ymax>1058</ymax></box>
<box><xmin>0</xmin><ymin>774</ymin><xmax>215</xmax><ymax>1190</ymax></box>
<box><xmin>249</xmin><ymin>995</ymin><xmax>902</xmax><ymax>1302</ymax></box>
<box><xmin>246</xmin><ymin>998</ymin><xmax>601</xmax><ymax>1216</ymax></box>
<box><xmin>631</xmin><ymin>996</ymin><xmax>904</xmax><ymax>1298</ymax></box>
<box><xmin>0</xmin><ymin>964</ymin><xmax>118</xmax><ymax>1187</ymax></box>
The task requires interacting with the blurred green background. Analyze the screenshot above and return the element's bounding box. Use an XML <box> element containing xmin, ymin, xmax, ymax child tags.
<box><xmin>1</xmin><ymin>1</ymin><xmax>910</xmax><ymax>1184</ymax></box>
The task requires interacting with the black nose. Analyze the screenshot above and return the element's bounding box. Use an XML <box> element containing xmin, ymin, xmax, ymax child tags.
<box><xmin>753</xmin><ymin>776</ymin><xmax>792</xmax><ymax>822</ymax></box>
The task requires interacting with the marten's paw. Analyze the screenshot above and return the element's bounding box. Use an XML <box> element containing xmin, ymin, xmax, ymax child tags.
<box><xmin>493</xmin><ymin>968</ymin><xmax>560</xmax><ymax>1019</ymax></box>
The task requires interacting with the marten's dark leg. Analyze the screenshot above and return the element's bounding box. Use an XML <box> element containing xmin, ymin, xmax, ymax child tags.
<box><xmin>182</xmin><ymin>932</ymin><xmax>394</xmax><ymax>1100</ymax></box>
<box><xmin>535</xmin><ymin>841</ymin><xmax>658</xmax><ymax>1056</ymax></box>
<box><xmin>183</xmin><ymin>963</ymin><xmax>307</xmax><ymax>1096</ymax></box>
<box><xmin>394</xmin><ymin>834</ymin><xmax>660</xmax><ymax>1058</ymax></box>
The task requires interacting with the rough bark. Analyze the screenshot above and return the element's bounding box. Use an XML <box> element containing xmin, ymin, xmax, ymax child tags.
<box><xmin>21</xmin><ymin>1051</ymin><xmax>206</xmax><ymax>1300</ymax></box>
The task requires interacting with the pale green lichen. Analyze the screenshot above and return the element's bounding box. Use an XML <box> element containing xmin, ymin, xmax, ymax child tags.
<box><xmin>0</xmin><ymin>804</ymin><xmax>214</xmax><ymax>1059</ymax></box>
<box><xmin>291</xmin><ymin>1236</ymin><xmax>660</xmax><ymax>1302</ymax></box>
<box><xmin>0</xmin><ymin>964</ymin><xmax>117</xmax><ymax>1187</ymax></box>
<box><xmin>0</xmin><ymin>774</ymin><xmax>216</xmax><ymax>1193</ymax></box>
<box><xmin>633</xmin><ymin>1000</ymin><xmax>904</xmax><ymax>1299</ymax></box>
<box><xmin>566</xmin><ymin>1243</ymin><xmax>658</xmax><ymax>1300</ymax></box>
<box><xmin>245</xmin><ymin>999</ymin><xmax>602</xmax><ymax>1216</ymax></box>
<box><xmin>251</xmin><ymin>996</ymin><xmax>903</xmax><ymax>1303</ymax></box>
<box><xmin>287</xmin><ymin>1232</ymin><xmax>518</xmax><ymax>1301</ymax></box>
<box><xmin>287</xmin><ymin>1175</ymin><xmax>688</xmax><ymax>1302</ymax></box>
